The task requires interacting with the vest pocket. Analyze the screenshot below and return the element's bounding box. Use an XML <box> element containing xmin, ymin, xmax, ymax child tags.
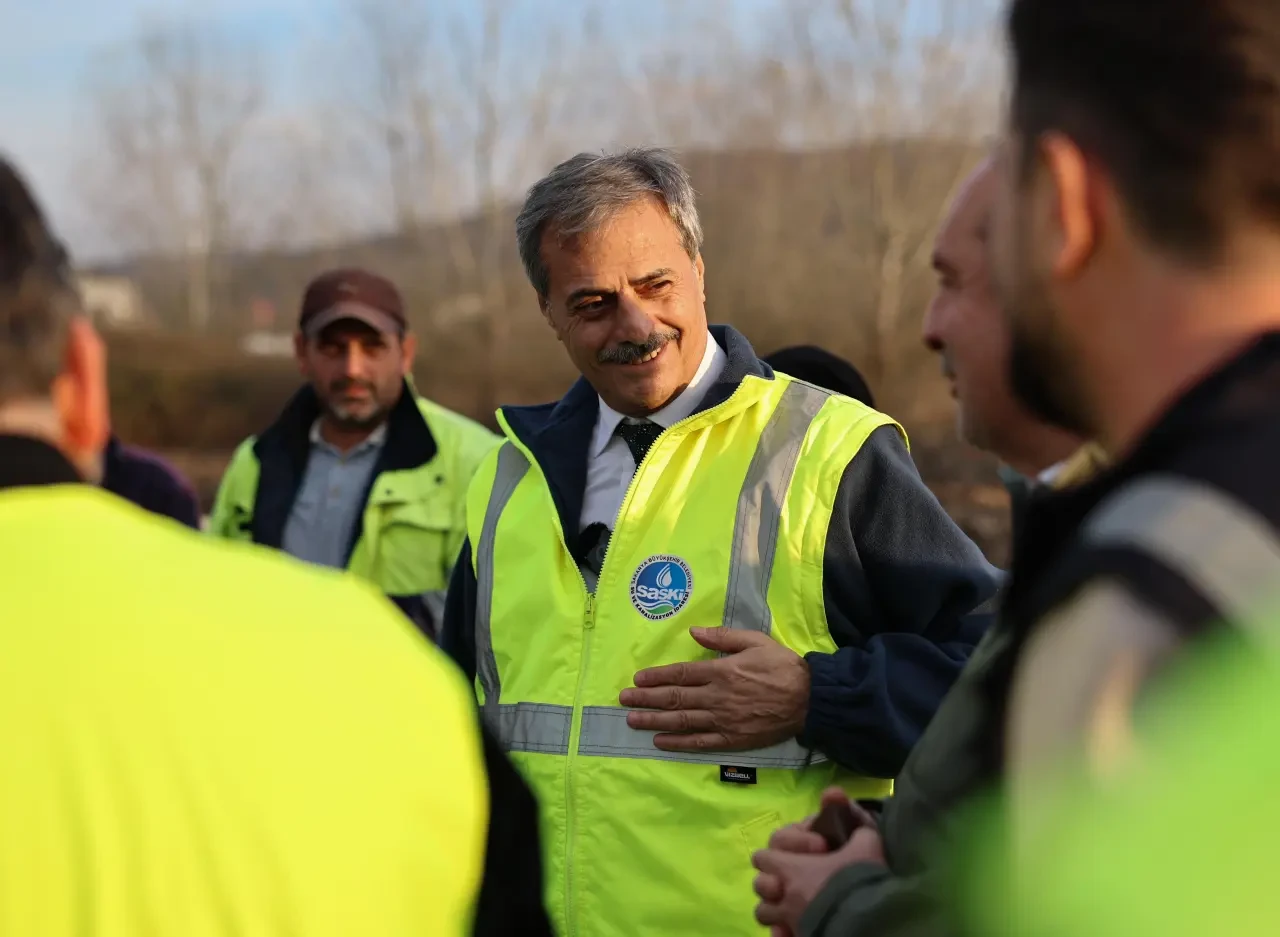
<box><xmin>379</xmin><ymin>497</ymin><xmax>450</xmax><ymax>530</ymax></box>
<box><xmin>739</xmin><ymin>811</ymin><xmax>783</xmax><ymax>862</ymax></box>
<box><xmin>229</xmin><ymin>501</ymin><xmax>254</xmax><ymax>538</ymax></box>
<box><xmin>370</xmin><ymin>498</ymin><xmax>454</xmax><ymax>593</ymax></box>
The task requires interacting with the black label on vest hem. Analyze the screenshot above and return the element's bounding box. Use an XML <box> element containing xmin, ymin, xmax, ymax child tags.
<box><xmin>720</xmin><ymin>765</ymin><xmax>757</xmax><ymax>784</ymax></box>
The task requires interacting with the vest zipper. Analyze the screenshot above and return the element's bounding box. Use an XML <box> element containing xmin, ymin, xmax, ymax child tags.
<box><xmin>541</xmin><ymin>380</ymin><xmax>755</xmax><ymax>936</ymax></box>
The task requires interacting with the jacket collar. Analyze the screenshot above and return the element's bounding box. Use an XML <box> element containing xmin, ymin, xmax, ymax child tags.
<box><xmin>249</xmin><ymin>378</ymin><xmax>437</xmax><ymax>553</ymax></box>
<box><xmin>0</xmin><ymin>435</ymin><xmax>82</xmax><ymax>491</ymax></box>
<box><xmin>253</xmin><ymin>378</ymin><xmax>436</xmax><ymax>471</ymax></box>
<box><xmin>497</xmin><ymin>324</ymin><xmax>774</xmax><ymax>543</ymax></box>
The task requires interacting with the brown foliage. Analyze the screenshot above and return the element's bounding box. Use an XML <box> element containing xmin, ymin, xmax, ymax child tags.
<box><xmin>102</xmin><ymin>139</ymin><xmax>1011</xmax><ymax>563</ymax></box>
<box><xmin>104</xmin><ymin>325</ymin><xmax>1011</xmax><ymax>564</ymax></box>
<box><xmin>105</xmin><ymin>331</ymin><xmax>299</xmax><ymax>450</ymax></box>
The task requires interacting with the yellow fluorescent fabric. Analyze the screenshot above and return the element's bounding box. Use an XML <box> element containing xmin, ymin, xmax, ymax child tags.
<box><xmin>209</xmin><ymin>395</ymin><xmax>499</xmax><ymax>594</ymax></box>
<box><xmin>960</xmin><ymin>640</ymin><xmax>1280</xmax><ymax>937</ymax></box>
<box><xmin>0</xmin><ymin>485</ymin><xmax>487</xmax><ymax>936</ymax></box>
<box><xmin>468</xmin><ymin>373</ymin><xmax>904</xmax><ymax>936</ymax></box>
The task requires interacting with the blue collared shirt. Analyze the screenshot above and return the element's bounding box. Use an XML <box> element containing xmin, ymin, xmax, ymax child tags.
<box><xmin>281</xmin><ymin>420</ymin><xmax>386</xmax><ymax>569</ymax></box>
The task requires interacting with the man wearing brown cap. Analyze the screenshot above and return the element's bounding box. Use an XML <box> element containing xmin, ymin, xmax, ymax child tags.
<box><xmin>209</xmin><ymin>268</ymin><xmax>499</xmax><ymax>635</ymax></box>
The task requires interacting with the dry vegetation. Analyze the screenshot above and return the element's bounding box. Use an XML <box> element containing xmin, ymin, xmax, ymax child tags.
<box><xmin>85</xmin><ymin>0</ymin><xmax>1013</xmax><ymax>562</ymax></box>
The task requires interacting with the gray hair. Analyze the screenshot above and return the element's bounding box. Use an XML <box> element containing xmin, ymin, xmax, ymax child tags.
<box><xmin>515</xmin><ymin>147</ymin><xmax>704</xmax><ymax>299</ymax></box>
<box><xmin>0</xmin><ymin>156</ymin><xmax>79</xmax><ymax>404</ymax></box>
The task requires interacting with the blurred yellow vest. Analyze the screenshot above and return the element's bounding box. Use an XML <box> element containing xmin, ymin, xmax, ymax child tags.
<box><xmin>961</xmin><ymin>639</ymin><xmax>1280</xmax><ymax>937</ymax></box>
<box><xmin>0</xmin><ymin>485</ymin><xmax>487</xmax><ymax>936</ymax></box>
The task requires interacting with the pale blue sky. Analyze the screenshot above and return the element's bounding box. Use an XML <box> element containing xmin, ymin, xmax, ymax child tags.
<box><xmin>2</xmin><ymin>0</ymin><xmax>777</xmax><ymax>258</ymax></box>
<box><xmin>3</xmin><ymin>0</ymin><xmax>995</xmax><ymax>260</ymax></box>
<box><xmin>4</xmin><ymin>0</ymin><xmax>342</xmax><ymax>257</ymax></box>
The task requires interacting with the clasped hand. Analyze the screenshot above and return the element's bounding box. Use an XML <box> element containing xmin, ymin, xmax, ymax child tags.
<box><xmin>752</xmin><ymin>790</ymin><xmax>886</xmax><ymax>936</ymax></box>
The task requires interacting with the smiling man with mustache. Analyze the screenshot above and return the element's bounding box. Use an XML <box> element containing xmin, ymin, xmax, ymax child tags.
<box><xmin>437</xmin><ymin>147</ymin><xmax>1002</xmax><ymax>937</ymax></box>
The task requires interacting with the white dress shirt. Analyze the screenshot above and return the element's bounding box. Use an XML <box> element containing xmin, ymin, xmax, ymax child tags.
<box><xmin>579</xmin><ymin>334</ymin><xmax>727</xmax><ymax>532</ymax></box>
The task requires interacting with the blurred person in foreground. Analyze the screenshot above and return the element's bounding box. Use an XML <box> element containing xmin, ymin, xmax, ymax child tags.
<box><xmin>986</xmin><ymin>0</ymin><xmax>1280</xmax><ymax>856</ymax></box>
<box><xmin>0</xmin><ymin>156</ymin><xmax>507</xmax><ymax>935</ymax></box>
<box><xmin>438</xmin><ymin>146</ymin><xmax>1001</xmax><ymax>936</ymax></box>
<box><xmin>101</xmin><ymin>432</ymin><xmax>201</xmax><ymax>528</ymax></box>
<box><xmin>959</xmin><ymin>636</ymin><xmax>1280</xmax><ymax>937</ymax></box>
<box><xmin>208</xmin><ymin>267</ymin><xmax>499</xmax><ymax>636</ymax></box>
<box><xmin>763</xmin><ymin>346</ymin><xmax>876</xmax><ymax>408</ymax></box>
<box><xmin>750</xmin><ymin>157</ymin><xmax>1104</xmax><ymax>937</ymax></box>
<box><xmin>920</xmin><ymin>162</ymin><xmax>1106</xmax><ymax>527</ymax></box>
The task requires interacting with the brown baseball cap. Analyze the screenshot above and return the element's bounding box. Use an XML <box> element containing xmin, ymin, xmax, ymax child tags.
<box><xmin>299</xmin><ymin>268</ymin><xmax>407</xmax><ymax>339</ymax></box>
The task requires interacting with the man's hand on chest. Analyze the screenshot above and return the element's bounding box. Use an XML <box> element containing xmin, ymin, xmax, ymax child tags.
<box><xmin>618</xmin><ymin>626</ymin><xmax>811</xmax><ymax>753</ymax></box>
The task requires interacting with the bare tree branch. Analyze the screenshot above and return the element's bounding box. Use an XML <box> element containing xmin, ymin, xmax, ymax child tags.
<box><xmin>347</xmin><ymin>0</ymin><xmax>441</xmax><ymax>235</ymax></box>
<box><xmin>86</xmin><ymin>24</ymin><xmax>265</xmax><ymax>331</ymax></box>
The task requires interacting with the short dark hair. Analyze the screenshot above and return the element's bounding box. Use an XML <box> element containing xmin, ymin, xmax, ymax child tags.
<box><xmin>1007</xmin><ymin>0</ymin><xmax>1280</xmax><ymax>264</ymax></box>
<box><xmin>0</xmin><ymin>156</ymin><xmax>79</xmax><ymax>402</ymax></box>
<box><xmin>763</xmin><ymin>346</ymin><xmax>875</xmax><ymax>408</ymax></box>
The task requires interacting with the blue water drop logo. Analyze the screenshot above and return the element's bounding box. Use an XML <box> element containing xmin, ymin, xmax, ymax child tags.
<box><xmin>630</xmin><ymin>555</ymin><xmax>693</xmax><ymax>621</ymax></box>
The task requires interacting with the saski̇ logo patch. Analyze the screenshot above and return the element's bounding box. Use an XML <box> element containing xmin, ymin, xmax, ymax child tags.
<box><xmin>629</xmin><ymin>555</ymin><xmax>693</xmax><ymax>620</ymax></box>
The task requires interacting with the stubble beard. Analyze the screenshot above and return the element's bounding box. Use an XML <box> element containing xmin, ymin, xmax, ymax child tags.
<box><xmin>1006</xmin><ymin>287</ymin><xmax>1093</xmax><ymax>438</ymax></box>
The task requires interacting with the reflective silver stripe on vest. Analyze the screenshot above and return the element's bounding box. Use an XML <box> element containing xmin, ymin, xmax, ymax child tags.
<box><xmin>576</xmin><ymin>706</ymin><xmax>826</xmax><ymax>767</ymax></box>
<box><xmin>474</xmin><ymin>382</ymin><xmax>835</xmax><ymax>766</ymax></box>
<box><xmin>1083</xmin><ymin>475</ymin><xmax>1280</xmax><ymax>640</ymax></box>
<box><xmin>475</xmin><ymin>443</ymin><xmax>531</xmax><ymax>712</ymax></box>
<box><xmin>486</xmin><ymin>703</ymin><xmax>574</xmax><ymax>755</ymax></box>
<box><xmin>575</xmin><ymin>382</ymin><xmax>833</xmax><ymax>768</ymax></box>
<box><xmin>722</xmin><ymin>380</ymin><xmax>830</xmax><ymax>635</ymax></box>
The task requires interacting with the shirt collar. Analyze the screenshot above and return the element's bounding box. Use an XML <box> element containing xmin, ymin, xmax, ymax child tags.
<box><xmin>590</xmin><ymin>333</ymin><xmax>727</xmax><ymax>458</ymax></box>
<box><xmin>309</xmin><ymin>418</ymin><xmax>388</xmax><ymax>455</ymax></box>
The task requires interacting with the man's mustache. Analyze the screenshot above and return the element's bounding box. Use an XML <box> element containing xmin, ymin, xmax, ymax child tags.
<box><xmin>329</xmin><ymin>378</ymin><xmax>377</xmax><ymax>396</ymax></box>
<box><xmin>598</xmin><ymin>329</ymin><xmax>680</xmax><ymax>365</ymax></box>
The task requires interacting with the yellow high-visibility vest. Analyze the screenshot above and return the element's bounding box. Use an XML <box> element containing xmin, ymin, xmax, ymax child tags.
<box><xmin>467</xmin><ymin>372</ymin><xmax>901</xmax><ymax>936</ymax></box>
<box><xmin>210</xmin><ymin>392</ymin><xmax>499</xmax><ymax>595</ymax></box>
<box><xmin>0</xmin><ymin>484</ymin><xmax>487</xmax><ymax>936</ymax></box>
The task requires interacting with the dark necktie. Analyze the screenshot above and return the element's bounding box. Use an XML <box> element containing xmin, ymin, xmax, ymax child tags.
<box><xmin>616</xmin><ymin>419</ymin><xmax>663</xmax><ymax>466</ymax></box>
<box><xmin>578</xmin><ymin>522</ymin><xmax>611</xmax><ymax>579</ymax></box>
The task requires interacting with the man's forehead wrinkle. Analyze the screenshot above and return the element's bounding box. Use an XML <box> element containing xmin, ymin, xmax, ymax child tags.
<box><xmin>563</xmin><ymin>267</ymin><xmax>672</xmax><ymax>303</ymax></box>
<box><xmin>542</xmin><ymin>200</ymin><xmax>692</xmax><ymax>306</ymax></box>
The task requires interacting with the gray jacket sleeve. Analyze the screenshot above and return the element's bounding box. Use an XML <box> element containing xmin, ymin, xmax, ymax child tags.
<box><xmin>801</xmin><ymin>425</ymin><xmax>1002</xmax><ymax>776</ymax></box>
<box><xmin>800</xmin><ymin>864</ymin><xmax>955</xmax><ymax>937</ymax></box>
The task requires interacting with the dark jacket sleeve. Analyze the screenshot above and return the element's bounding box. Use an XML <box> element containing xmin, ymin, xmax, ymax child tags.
<box><xmin>102</xmin><ymin>439</ymin><xmax>202</xmax><ymax>529</ymax></box>
<box><xmin>443</xmin><ymin>542</ymin><xmax>551</xmax><ymax>935</ymax></box>
<box><xmin>169</xmin><ymin>477</ymin><xmax>202</xmax><ymax>529</ymax></box>
<box><xmin>802</xmin><ymin>425</ymin><xmax>1001</xmax><ymax>777</ymax></box>
<box><xmin>473</xmin><ymin>719</ymin><xmax>553</xmax><ymax>937</ymax></box>
<box><xmin>158</xmin><ymin>479</ymin><xmax>201</xmax><ymax>529</ymax></box>
<box><xmin>440</xmin><ymin>538</ymin><xmax>479</xmax><ymax>680</ymax></box>
<box><xmin>799</xmin><ymin>864</ymin><xmax>953</xmax><ymax>937</ymax></box>
<box><xmin>386</xmin><ymin>594</ymin><xmax>436</xmax><ymax>641</ymax></box>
